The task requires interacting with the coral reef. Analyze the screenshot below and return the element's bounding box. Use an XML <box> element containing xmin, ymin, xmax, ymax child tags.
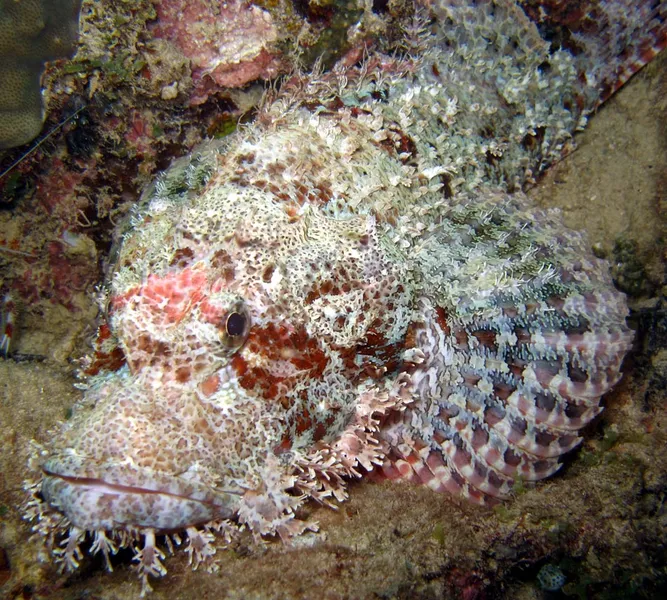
<box><xmin>150</xmin><ymin>0</ymin><xmax>286</xmax><ymax>104</ymax></box>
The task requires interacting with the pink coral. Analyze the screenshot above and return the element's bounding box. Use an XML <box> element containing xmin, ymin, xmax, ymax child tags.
<box><xmin>151</xmin><ymin>0</ymin><xmax>286</xmax><ymax>105</ymax></box>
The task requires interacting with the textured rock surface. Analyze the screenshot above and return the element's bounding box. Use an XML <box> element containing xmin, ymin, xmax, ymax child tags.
<box><xmin>150</xmin><ymin>0</ymin><xmax>286</xmax><ymax>104</ymax></box>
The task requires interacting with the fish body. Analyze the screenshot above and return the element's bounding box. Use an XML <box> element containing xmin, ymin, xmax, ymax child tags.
<box><xmin>27</xmin><ymin>0</ymin><xmax>663</xmax><ymax>592</ymax></box>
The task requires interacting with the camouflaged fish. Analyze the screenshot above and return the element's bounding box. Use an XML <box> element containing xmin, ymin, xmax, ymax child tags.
<box><xmin>25</xmin><ymin>0</ymin><xmax>665</xmax><ymax>593</ymax></box>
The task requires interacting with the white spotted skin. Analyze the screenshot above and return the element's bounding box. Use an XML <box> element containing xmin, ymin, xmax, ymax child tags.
<box><xmin>26</xmin><ymin>0</ymin><xmax>648</xmax><ymax>590</ymax></box>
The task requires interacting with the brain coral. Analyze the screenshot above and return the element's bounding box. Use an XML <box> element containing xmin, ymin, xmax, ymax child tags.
<box><xmin>0</xmin><ymin>0</ymin><xmax>82</xmax><ymax>149</ymax></box>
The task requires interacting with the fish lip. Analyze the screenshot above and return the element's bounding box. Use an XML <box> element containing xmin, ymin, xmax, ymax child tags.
<box><xmin>40</xmin><ymin>457</ymin><xmax>240</xmax><ymax>532</ymax></box>
<box><xmin>41</xmin><ymin>468</ymin><xmax>233</xmax><ymax>505</ymax></box>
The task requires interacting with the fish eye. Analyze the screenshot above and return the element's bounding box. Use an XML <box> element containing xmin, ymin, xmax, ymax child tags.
<box><xmin>226</xmin><ymin>311</ymin><xmax>246</xmax><ymax>337</ymax></box>
<box><xmin>221</xmin><ymin>304</ymin><xmax>250</xmax><ymax>351</ymax></box>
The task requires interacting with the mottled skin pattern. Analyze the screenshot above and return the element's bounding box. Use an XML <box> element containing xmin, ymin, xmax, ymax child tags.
<box><xmin>24</xmin><ymin>0</ymin><xmax>664</xmax><ymax>593</ymax></box>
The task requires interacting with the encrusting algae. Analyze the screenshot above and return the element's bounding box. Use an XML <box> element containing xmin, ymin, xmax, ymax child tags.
<box><xmin>2</xmin><ymin>0</ymin><xmax>665</xmax><ymax>597</ymax></box>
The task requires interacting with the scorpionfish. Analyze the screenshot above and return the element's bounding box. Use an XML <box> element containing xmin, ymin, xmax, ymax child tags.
<box><xmin>25</xmin><ymin>0</ymin><xmax>664</xmax><ymax>592</ymax></box>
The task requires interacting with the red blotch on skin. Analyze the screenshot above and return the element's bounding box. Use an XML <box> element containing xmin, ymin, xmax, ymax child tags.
<box><xmin>435</xmin><ymin>306</ymin><xmax>450</xmax><ymax>334</ymax></box>
<box><xmin>111</xmin><ymin>267</ymin><xmax>209</xmax><ymax>324</ymax></box>
<box><xmin>84</xmin><ymin>323</ymin><xmax>127</xmax><ymax>376</ymax></box>
<box><xmin>230</xmin><ymin>322</ymin><xmax>329</xmax><ymax>400</ymax></box>
<box><xmin>295</xmin><ymin>408</ymin><xmax>312</xmax><ymax>434</ymax></box>
<box><xmin>199</xmin><ymin>373</ymin><xmax>220</xmax><ymax>397</ymax></box>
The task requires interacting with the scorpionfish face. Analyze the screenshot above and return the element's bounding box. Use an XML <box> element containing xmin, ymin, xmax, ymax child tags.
<box><xmin>39</xmin><ymin>177</ymin><xmax>414</xmax><ymax>534</ymax></box>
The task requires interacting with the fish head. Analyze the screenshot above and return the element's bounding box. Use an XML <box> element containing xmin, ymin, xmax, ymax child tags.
<box><xmin>39</xmin><ymin>175</ymin><xmax>414</xmax><ymax>536</ymax></box>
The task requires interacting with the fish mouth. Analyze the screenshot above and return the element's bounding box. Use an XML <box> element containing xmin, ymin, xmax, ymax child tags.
<box><xmin>41</xmin><ymin>457</ymin><xmax>240</xmax><ymax>533</ymax></box>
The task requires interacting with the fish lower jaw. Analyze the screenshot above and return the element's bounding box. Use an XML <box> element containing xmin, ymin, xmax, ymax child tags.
<box><xmin>27</xmin><ymin>472</ymin><xmax>239</xmax><ymax>594</ymax></box>
<box><xmin>41</xmin><ymin>470</ymin><xmax>236</xmax><ymax>532</ymax></box>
